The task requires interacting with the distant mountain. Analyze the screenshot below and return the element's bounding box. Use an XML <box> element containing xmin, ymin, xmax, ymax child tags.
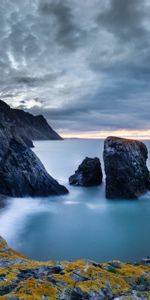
<box><xmin>0</xmin><ymin>99</ymin><xmax>62</xmax><ymax>141</ymax></box>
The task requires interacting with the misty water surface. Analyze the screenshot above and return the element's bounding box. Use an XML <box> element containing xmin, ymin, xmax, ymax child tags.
<box><xmin>0</xmin><ymin>139</ymin><xmax>150</xmax><ymax>262</ymax></box>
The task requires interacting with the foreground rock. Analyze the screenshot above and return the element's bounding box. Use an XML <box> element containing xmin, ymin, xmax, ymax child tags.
<box><xmin>0</xmin><ymin>127</ymin><xmax>68</xmax><ymax>197</ymax></box>
<box><xmin>69</xmin><ymin>157</ymin><xmax>103</xmax><ymax>186</ymax></box>
<box><xmin>104</xmin><ymin>136</ymin><xmax>150</xmax><ymax>199</ymax></box>
<box><xmin>0</xmin><ymin>236</ymin><xmax>149</xmax><ymax>299</ymax></box>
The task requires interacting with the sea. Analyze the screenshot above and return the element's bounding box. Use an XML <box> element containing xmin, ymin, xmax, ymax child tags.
<box><xmin>0</xmin><ymin>139</ymin><xmax>150</xmax><ymax>262</ymax></box>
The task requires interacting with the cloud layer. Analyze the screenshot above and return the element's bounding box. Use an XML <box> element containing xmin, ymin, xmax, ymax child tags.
<box><xmin>1</xmin><ymin>0</ymin><xmax>150</xmax><ymax>134</ymax></box>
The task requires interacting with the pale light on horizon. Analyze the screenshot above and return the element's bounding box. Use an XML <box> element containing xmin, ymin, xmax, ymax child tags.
<box><xmin>61</xmin><ymin>129</ymin><xmax>150</xmax><ymax>140</ymax></box>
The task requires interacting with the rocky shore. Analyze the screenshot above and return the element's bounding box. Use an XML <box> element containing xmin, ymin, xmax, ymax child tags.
<box><xmin>0</xmin><ymin>236</ymin><xmax>149</xmax><ymax>299</ymax></box>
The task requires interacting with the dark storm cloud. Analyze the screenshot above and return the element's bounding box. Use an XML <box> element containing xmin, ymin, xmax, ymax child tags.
<box><xmin>0</xmin><ymin>0</ymin><xmax>150</xmax><ymax>133</ymax></box>
<box><xmin>15</xmin><ymin>72</ymin><xmax>63</xmax><ymax>87</ymax></box>
<box><xmin>39</xmin><ymin>0</ymin><xmax>84</xmax><ymax>50</ymax></box>
<box><xmin>97</xmin><ymin>0</ymin><xmax>146</xmax><ymax>40</ymax></box>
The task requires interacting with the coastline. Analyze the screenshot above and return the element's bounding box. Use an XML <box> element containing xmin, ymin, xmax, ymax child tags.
<box><xmin>0</xmin><ymin>236</ymin><xmax>149</xmax><ymax>299</ymax></box>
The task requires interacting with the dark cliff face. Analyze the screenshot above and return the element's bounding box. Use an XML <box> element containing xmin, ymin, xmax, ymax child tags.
<box><xmin>0</xmin><ymin>126</ymin><xmax>68</xmax><ymax>197</ymax></box>
<box><xmin>0</xmin><ymin>99</ymin><xmax>62</xmax><ymax>141</ymax></box>
<box><xmin>0</xmin><ymin>101</ymin><xmax>68</xmax><ymax>197</ymax></box>
<box><xmin>103</xmin><ymin>136</ymin><xmax>150</xmax><ymax>199</ymax></box>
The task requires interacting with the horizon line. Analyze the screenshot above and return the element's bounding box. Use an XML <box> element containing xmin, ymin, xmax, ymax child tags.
<box><xmin>60</xmin><ymin>129</ymin><xmax>150</xmax><ymax>140</ymax></box>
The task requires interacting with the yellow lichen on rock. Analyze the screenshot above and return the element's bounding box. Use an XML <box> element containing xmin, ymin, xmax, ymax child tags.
<box><xmin>0</xmin><ymin>236</ymin><xmax>150</xmax><ymax>299</ymax></box>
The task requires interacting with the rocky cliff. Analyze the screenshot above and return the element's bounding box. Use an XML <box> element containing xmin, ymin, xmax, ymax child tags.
<box><xmin>0</xmin><ymin>122</ymin><xmax>68</xmax><ymax>197</ymax></box>
<box><xmin>103</xmin><ymin>136</ymin><xmax>150</xmax><ymax>199</ymax></box>
<box><xmin>0</xmin><ymin>99</ymin><xmax>62</xmax><ymax>141</ymax></box>
<box><xmin>0</xmin><ymin>236</ymin><xmax>149</xmax><ymax>299</ymax></box>
<box><xmin>0</xmin><ymin>100</ymin><xmax>68</xmax><ymax>197</ymax></box>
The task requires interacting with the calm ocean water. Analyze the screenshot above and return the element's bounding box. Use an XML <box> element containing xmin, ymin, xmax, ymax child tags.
<box><xmin>0</xmin><ymin>139</ymin><xmax>150</xmax><ymax>262</ymax></box>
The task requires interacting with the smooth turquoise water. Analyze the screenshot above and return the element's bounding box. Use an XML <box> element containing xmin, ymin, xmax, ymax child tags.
<box><xmin>0</xmin><ymin>139</ymin><xmax>150</xmax><ymax>262</ymax></box>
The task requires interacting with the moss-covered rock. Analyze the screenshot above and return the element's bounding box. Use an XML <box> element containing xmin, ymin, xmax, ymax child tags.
<box><xmin>0</xmin><ymin>236</ymin><xmax>149</xmax><ymax>299</ymax></box>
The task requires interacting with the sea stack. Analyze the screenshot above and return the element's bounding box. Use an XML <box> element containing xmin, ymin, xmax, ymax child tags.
<box><xmin>69</xmin><ymin>157</ymin><xmax>103</xmax><ymax>186</ymax></box>
<box><xmin>103</xmin><ymin>136</ymin><xmax>150</xmax><ymax>199</ymax></box>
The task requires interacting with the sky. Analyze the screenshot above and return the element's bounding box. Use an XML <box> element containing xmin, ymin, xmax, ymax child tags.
<box><xmin>1</xmin><ymin>0</ymin><xmax>150</xmax><ymax>138</ymax></box>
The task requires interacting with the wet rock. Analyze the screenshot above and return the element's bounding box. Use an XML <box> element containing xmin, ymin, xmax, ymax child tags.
<box><xmin>0</xmin><ymin>137</ymin><xmax>68</xmax><ymax>197</ymax></box>
<box><xmin>69</xmin><ymin>157</ymin><xmax>103</xmax><ymax>186</ymax></box>
<box><xmin>103</xmin><ymin>136</ymin><xmax>150</xmax><ymax>199</ymax></box>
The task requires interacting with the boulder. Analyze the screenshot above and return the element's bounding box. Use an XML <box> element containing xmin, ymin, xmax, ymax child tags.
<box><xmin>103</xmin><ymin>136</ymin><xmax>150</xmax><ymax>199</ymax></box>
<box><xmin>69</xmin><ymin>157</ymin><xmax>103</xmax><ymax>186</ymax></box>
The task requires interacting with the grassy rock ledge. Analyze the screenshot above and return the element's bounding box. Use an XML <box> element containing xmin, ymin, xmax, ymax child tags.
<box><xmin>0</xmin><ymin>237</ymin><xmax>149</xmax><ymax>299</ymax></box>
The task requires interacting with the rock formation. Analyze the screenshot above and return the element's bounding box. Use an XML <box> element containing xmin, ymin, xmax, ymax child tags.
<box><xmin>0</xmin><ymin>100</ymin><xmax>68</xmax><ymax>197</ymax></box>
<box><xmin>21</xmin><ymin>135</ymin><xmax>34</xmax><ymax>148</ymax></box>
<box><xmin>103</xmin><ymin>136</ymin><xmax>150</xmax><ymax>199</ymax></box>
<box><xmin>0</xmin><ymin>125</ymin><xmax>68</xmax><ymax>197</ymax></box>
<box><xmin>0</xmin><ymin>99</ymin><xmax>62</xmax><ymax>141</ymax></box>
<box><xmin>69</xmin><ymin>157</ymin><xmax>103</xmax><ymax>186</ymax></box>
<box><xmin>0</xmin><ymin>236</ymin><xmax>149</xmax><ymax>299</ymax></box>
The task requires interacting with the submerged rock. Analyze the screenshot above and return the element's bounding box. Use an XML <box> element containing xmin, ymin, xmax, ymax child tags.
<box><xmin>69</xmin><ymin>157</ymin><xmax>103</xmax><ymax>186</ymax></box>
<box><xmin>0</xmin><ymin>236</ymin><xmax>150</xmax><ymax>299</ymax></box>
<box><xmin>103</xmin><ymin>136</ymin><xmax>150</xmax><ymax>199</ymax></box>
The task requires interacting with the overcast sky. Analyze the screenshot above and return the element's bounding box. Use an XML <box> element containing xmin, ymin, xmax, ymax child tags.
<box><xmin>1</xmin><ymin>0</ymin><xmax>150</xmax><ymax>136</ymax></box>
